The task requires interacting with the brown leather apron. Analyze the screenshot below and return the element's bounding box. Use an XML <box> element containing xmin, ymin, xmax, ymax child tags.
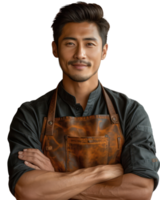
<box><xmin>40</xmin><ymin>81</ymin><xmax>125</xmax><ymax>172</ymax></box>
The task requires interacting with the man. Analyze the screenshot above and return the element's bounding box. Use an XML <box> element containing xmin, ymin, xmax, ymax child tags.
<box><xmin>5</xmin><ymin>22</ymin><xmax>158</xmax><ymax>200</ymax></box>
<box><xmin>50</xmin><ymin>22</ymin><xmax>110</xmax><ymax>110</ymax></box>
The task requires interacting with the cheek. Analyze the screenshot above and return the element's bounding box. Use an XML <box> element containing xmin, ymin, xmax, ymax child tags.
<box><xmin>87</xmin><ymin>48</ymin><xmax>102</xmax><ymax>64</ymax></box>
<box><xmin>93</xmin><ymin>58</ymin><xmax>101</xmax><ymax>69</ymax></box>
<box><xmin>58</xmin><ymin>52</ymin><xmax>68</xmax><ymax>67</ymax></box>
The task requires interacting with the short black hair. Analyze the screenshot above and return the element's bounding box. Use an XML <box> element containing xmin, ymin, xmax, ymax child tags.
<box><xmin>49</xmin><ymin>1</ymin><xmax>112</xmax><ymax>50</ymax></box>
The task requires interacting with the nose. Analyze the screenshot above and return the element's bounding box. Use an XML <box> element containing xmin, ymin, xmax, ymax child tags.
<box><xmin>73</xmin><ymin>43</ymin><xmax>86</xmax><ymax>60</ymax></box>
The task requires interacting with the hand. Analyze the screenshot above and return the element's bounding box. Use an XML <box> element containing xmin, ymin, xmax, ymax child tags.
<box><xmin>70</xmin><ymin>164</ymin><xmax>124</xmax><ymax>200</ymax></box>
<box><xmin>107</xmin><ymin>163</ymin><xmax>124</xmax><ymax>179</ymax></box>
<box><xmin>99</xmin><ymin>163</ymin><xmax>124</xmax><ymax>181</ymax></box>
<box><xmin>18</xmin><ymin>148</ymin><xmax>55</xmax><ymax>172</ymax></box>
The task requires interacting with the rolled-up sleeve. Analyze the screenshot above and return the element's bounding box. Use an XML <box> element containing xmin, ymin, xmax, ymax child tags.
<box><xmin>7</xmin><ymin>102</ymin><xmax>43</xmax><ymax>197</ymax></box>
<box><xmin>121</xmin><ymin>103</ymin><xmax>160</xmax><ymax>190</ymax></box>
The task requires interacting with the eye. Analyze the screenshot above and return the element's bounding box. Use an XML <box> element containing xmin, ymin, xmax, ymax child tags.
<box><xmin>67</xmin><ymin>42</ymin><xmax>73</xmax><ymax>45</ymax></box>
<box><xmin>88</xmin><ymin>43</ymin><xmax>94</xmax><ymax>45</ymax></box>
<box><xmin>67</xmin><ymin>42</ymin><xmax>94</xmax><ymax>46</ymax></box>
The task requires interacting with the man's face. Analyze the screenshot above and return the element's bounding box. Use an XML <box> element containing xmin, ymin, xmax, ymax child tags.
<box><xmin>52</xmin><ymin>21</ymin><xmax>108</xmax><ymax>82</ymax></box>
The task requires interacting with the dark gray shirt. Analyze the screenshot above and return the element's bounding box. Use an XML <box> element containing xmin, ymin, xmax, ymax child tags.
<box><xmin>7</xmin><ymin>80</ymin><xmax>160</xmax><ymax>196</ymax></box>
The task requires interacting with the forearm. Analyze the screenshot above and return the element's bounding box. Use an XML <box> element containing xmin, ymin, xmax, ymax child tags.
<box><xmin>15</xmin><ymin>165</ymin><xmax>119</xmax><ymax>200</ymax></box>
<box><xmin>72</xmin><ymin>173</ymin><xmax>154</xmax><ymax>200</ymax></box>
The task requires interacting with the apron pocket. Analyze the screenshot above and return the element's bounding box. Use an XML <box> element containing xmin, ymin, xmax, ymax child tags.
<box><xmin>65</xmin><ymin>135</ymin><xmax>109</xmax><ymax>172</ymax></box>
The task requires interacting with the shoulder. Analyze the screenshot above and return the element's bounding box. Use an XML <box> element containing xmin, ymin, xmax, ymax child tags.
<box><xmin>103</xmin><ymin>86</ymin><xmax>143</xmax><ymax>115</ymax></box>
<box><xmin>103</xmin><ymin>85</ymin><xmax>153</xmax><ymax>135</ymax></box>
<box><xmin>17</xmin><ymin>89</ymin><xmax>54</xmax><ymax>111</ymax></box>
<box><xmin>10</xmin><ymin>89</ymin><xmax>56</xmax><ymax>131</ymax></box>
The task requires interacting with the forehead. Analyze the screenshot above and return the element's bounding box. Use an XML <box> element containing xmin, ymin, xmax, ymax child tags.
<box><xmin>59</xmin><ymin>21</ymin><xmax>101</xmax><ymax>41</ymax></box>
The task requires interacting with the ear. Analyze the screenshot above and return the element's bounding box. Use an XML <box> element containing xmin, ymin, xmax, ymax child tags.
<box><xmin>49</xmin><ymin>40</ymin><xmax>58</xmax><ymax>59</ymax></box>
<box><xmin>102</xmin><ymin>43</ymin><xmax>110</xmax><ymax>64</ymax></box>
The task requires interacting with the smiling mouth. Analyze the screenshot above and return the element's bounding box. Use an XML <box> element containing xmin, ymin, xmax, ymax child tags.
<box><xmin>71</xmin><ymin>64</ymin><xmax>87</xmax><ymax>69</ymax></box>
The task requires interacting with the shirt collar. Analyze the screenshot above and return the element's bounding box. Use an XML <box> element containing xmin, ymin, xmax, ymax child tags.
<box><xmin>58</xmin><ymin>80</ymin><xmax>102</xmax><ymax>107</ymax></box>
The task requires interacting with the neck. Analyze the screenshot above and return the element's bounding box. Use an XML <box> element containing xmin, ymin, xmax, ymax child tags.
<box><xmin>62</xmin><ymin>76</ymin><xmax>99</xmax><ymax>106</ymax></box>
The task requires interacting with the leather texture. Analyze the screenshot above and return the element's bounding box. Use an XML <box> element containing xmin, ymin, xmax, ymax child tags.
<box><xmin>40</xmin><ymin>81</ymin><xmax>125</xmax><ymax>172</ymax></box>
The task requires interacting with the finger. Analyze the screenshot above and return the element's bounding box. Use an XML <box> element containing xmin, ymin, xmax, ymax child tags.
<box><xmin>18</xmin><ymin>149</ymin><xmax>55</xmax><ymax>172</ymax></box>
<box><xmin>23</xmin><ymin>148</ymin><xmax>49</xmax><ymax>161</ymax></box>
<box><xmin>24</xmin><ymin>161</ymin><xmax>41</xmax><ymax>170</ymax></box>
<box><xmin>23</xmin><ymin>148</ymin><xmax>48</xmax><ymax>162</ymax></box>
<box><xmin>18</xmin><ymin>151</ymin><xmax>46</xmax><ymax>167</ymax></box>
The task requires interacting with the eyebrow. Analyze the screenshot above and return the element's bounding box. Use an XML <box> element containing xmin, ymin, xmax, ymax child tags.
<box><xmin>62</xmin><ymin>37</ymin><xmax>97</xmax><ymax>41</ymax></box>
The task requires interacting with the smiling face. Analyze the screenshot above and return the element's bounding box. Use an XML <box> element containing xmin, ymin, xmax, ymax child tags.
<box><xmin>52</xmin><ymin>21</ymin><xmax>108</xmax><ymax>83</ymax></box>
